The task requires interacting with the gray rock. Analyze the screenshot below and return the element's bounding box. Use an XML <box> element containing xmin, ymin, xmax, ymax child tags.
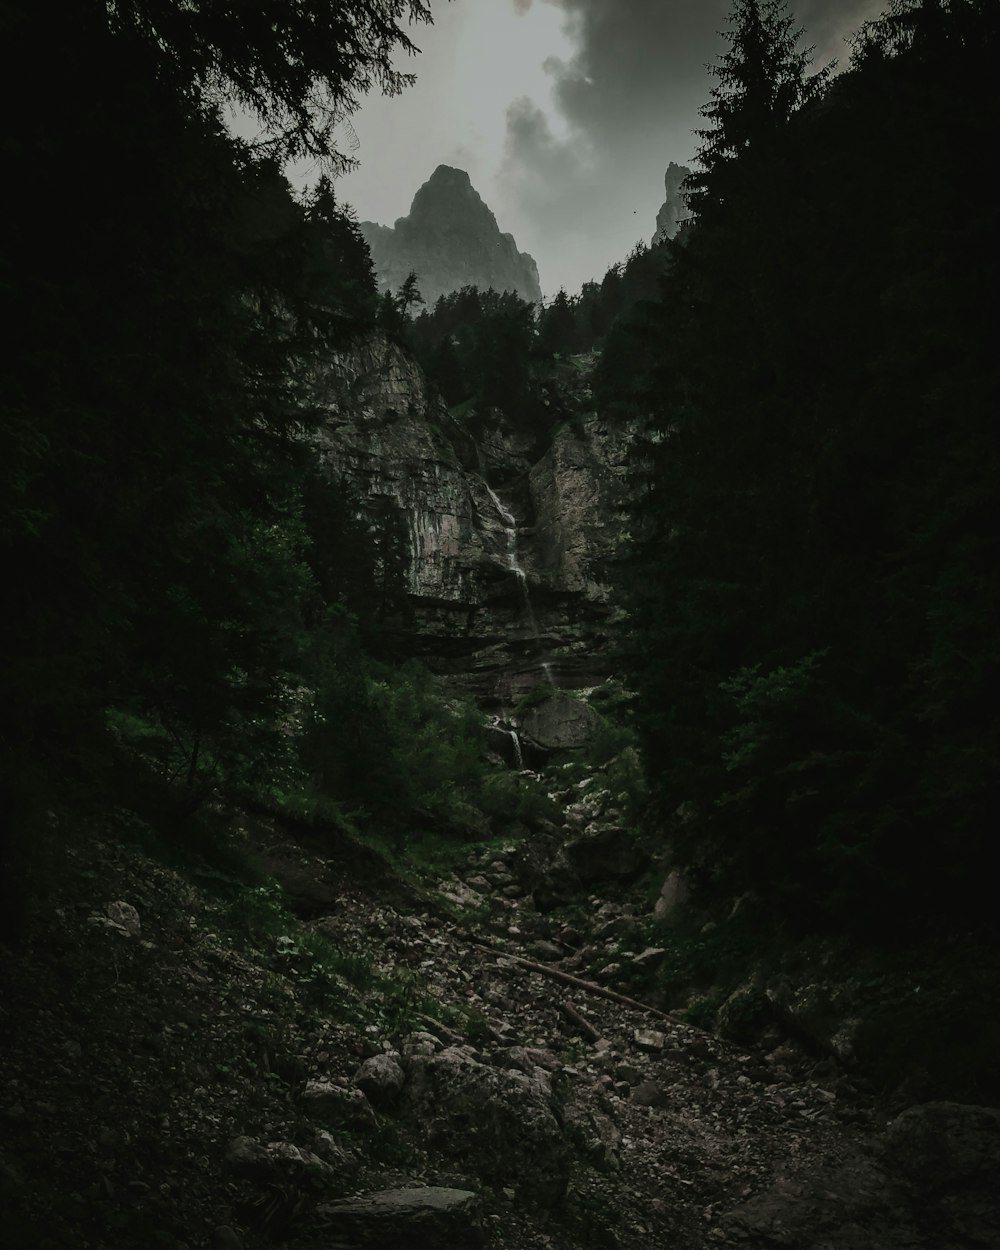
<box><xmin>224</xmin><ymin>1136</ymin><xmax>333</xmax><ymax>1189</ymax></box>
<box><xmin>630</xmin><ymin>1081</ymin><xmax>668</xmax><ymax>1108</ymax></box>
<box><xmin>402</xmin><ymin>1044</ymin><xmax>569</xmax><ymax>1206</ymax></box>
<box><xmin>354</xmin><ymin>1053</ymin><xmax>405</xmax><ymax>1111</ymax></box>
<box><xmin>633</xmin><ymin>1029</ymin><xmax>668</xmax><ymax>1053</ymax></box>
<box><xmin>653</xmin><ymin>870</ymin><xmax>689</xmax><ymax>920</ymax></box>
<box><xmin>320</xmin><ymin>1186</ymin><xmax>484</xmax><ymax>1249</ymax></box>
<box><xmin>518</xmin><ymin>693</ymin><xmax>599</xmax><ymax>752</ymax></box>
<box><xmin>301</xmin><ymin>1080</ymin><xmax>376</xmax><ymax>1131</ymax></box>
<box><xmin>105</xmin><ymin>900</ymin><xmax>141</xmax><ymax>937</ymax></box>
<box><xmin>883</xmin><ymin>1101</ymin><xmax>1000</xmax><ymax>1190</ymax></box>
<box><xmin>631</xmin><ymin>946</ymin><xmax>667</xmax><ymax>968</ymax></box>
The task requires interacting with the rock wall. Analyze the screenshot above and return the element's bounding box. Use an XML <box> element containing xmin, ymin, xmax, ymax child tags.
<box><xmin>360</xmin><ymin>165</ymin><xmax>542</xmax><ymax>307</ymax></box>
<box><xmin>312</xmin><ymin>332</ymin><xmax>632</xmax><ymax>707</ymax></box>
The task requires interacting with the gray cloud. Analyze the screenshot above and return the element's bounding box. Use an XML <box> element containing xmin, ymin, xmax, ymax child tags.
<box><xmin>503</xmin><ymin>0</ymin><xmax>884</xmax><ymax>288</ymax></box>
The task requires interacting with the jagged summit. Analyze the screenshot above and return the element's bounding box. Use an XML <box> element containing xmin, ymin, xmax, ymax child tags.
<box><xmin>360</xmin><ymin>165</ymin><xmax>541</xmax><ymax>307</ymax></box>
<box><xmin>651</xmin><ymin>161</ymin><xmax>692</xmax><ymax>245</ymax></box>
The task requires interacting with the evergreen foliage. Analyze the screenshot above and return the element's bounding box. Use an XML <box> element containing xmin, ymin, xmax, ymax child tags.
<box><xmin>626</xmin><ymin>0</ymin><xmax>1000</xmax><ymax>934</ymax></box>
<box><xmin>0</xmin><ymin>0</ymin><xmax>455</xmax><ymax>926</ymax></box>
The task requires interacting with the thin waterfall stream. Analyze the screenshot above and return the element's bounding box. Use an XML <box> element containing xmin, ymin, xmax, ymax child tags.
<box><xmin>484</xmin><ymin>482</ymin><xmax>556</xmax><ymax>768</ymax></box>
<box><xmin>485</xmin><ymin>483</ymin><xmax>556</xmax><ymax>685</ymax></box>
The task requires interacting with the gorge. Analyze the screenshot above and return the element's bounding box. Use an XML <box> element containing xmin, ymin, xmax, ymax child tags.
<box><xmin>313</xmin><ymin>328</ymin><xmax>632</xmax><ymax>752</ymax></box>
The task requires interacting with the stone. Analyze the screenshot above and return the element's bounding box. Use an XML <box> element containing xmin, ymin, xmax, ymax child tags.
<box><xmin>402</xmin><ymin>1045</ymin><xmax>569</xmax><ymax>1206</ymax></box>
<box><xmin>518</xmin><ymin>693</ymin><xmax>599</xmax><ymax>752</ymax></box>
<box><xmin>883</xmin><ymin>1102</ymin><xmax>1000</xmax><ymax>1190</ymax></box>
<box><xmin>301</xmin><ymin>1080</ymin><xmax>376</xmax><ymax>1131</ymax></box>
<box><xmin>401</xmin><ymin>1031</ymin><xmax>443</xmax><ymax>1057</ymax></box>
<box><xmin>354</xmin><ymin>1054</ymin><xmax>405</xmax><ymax>1111</ymax></box>
<box><xmin>105</xmin><ymin>900</ymin><xmax>140</xmax><ymax>936</ymax></box>
<box><xmin>653</xmin><ymin>870</ymin><xmax>689</xmax><ymax>920</ymax></box>
<box><xmin>633</xmin><ymin>1030</ymin><xmax>667</xmax><ymax>1053</ymax></box>
<box><xmin>630</xmin><ymin>1081</ymin><xmax>668</xmax><ymax>1108</ymax></box>
<box><xmin>319</xmin><ymin>1186</ymin><xmax>484</xmax><ymax>1249</ymax></box>
<box><xmin>224</xmin><ymin>1137</ymin><xmax>333</xmax><ymax>1189</ymax></box>
<box><xmin>631</xmin><ymin>947</ymin><xmax>666</xmax><ymax>968</ymax></box>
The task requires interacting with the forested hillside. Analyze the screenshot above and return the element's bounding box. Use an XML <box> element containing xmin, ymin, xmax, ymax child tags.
<box><xmin>624</xmin><ymin>0</ymin><xmax>1000</xmax><ymax>936</ymax></box>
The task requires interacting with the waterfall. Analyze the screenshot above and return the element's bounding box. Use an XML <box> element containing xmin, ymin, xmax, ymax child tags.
<box><xmin>488</xmin><ymin>715</ymin><xmax>524</xmax><ymax>769</ymax></box>
<box><xmin>485</xmin><ymin>483</ymin><xmax>542</xmax><ymax>642</ymax></box>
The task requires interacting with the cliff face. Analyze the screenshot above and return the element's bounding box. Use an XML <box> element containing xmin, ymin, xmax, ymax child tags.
<box><xmin>651</xmin><ymin>162</ymin><xmax>692</xmax><ymax>245</ymax></box>
<box><xmin>360</xmin><ymin>166</ymin><xmax>542</xmax><ymax>307</ymax></box>
<box><xmin>312</xmin><ymin>332</ymin><xmax>631</xmax><ymax>706</ymax></box>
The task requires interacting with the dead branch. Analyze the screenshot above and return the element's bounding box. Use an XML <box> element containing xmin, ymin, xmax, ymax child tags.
<box><xmin>559</xmin><ymin>1000</ymin><xmax>602</xmax><ymax>1044</ymax></box>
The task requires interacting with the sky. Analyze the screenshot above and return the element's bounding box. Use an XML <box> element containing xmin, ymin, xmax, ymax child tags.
<box><xmin>288</xmin><ymin>0</ymin><xmax>887</xmax><ymax>297</ymax></box>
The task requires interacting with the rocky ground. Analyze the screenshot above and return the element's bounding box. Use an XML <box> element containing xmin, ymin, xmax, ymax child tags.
<box><xmin>3</xmin><ymin>773</ymin><xmax>999</xmax><ymax>1250</ymax></box>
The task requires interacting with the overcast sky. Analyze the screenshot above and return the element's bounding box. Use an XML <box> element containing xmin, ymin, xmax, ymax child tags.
<box><xmin>298</xmin><ymin>0</ymin><xmax>885</xmax><ymax>297</ymax></box>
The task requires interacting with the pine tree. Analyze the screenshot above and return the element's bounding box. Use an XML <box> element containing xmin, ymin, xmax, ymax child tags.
<box><xmin>687</xmin><ymin>0</ymin><xmax>829</xmax><ymax>221</ymax></box>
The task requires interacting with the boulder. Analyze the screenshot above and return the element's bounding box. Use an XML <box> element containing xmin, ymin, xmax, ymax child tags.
<box><xmin>402</xmin><ymin>1044</ymin><xmax>569</xmax><ymax>1206</ymax></box>
<box><xmin>354</xmin><ymin>1054</ymin><xmax>405</xmax><ymax>1111</ymax></box>
<box><xmin>653</xmin><ymin>870</ymin><xmax>689</xmax><ymax>920</ymax></box>
<box><xmin>224</xmin><ymin>1136</ymin><xmax>333</xmax><ymax>1189</ymax></box>
<box><xmin>319</xmin><ymin>1186</ymin><xmax>484</xmax><ymax>1249</ymax></box>
<box><xmin>301</xmin><ymin>1080</ymin><xmax>376</xmax><ymax>1131</ymax></box>
<box><xmin>564</xmin><ymin>827</ymin><xmax>650</xmax><ymax>884</ymax></box>
<box><xmin>883</xmin><ymin>1101</ymin><xmax>1000</xmax><ymax>1190</ymax></box>
<box><xmin>518</xmin><ymin>693</ymin><xmax>598</xmax><ymax>752</ymax></box>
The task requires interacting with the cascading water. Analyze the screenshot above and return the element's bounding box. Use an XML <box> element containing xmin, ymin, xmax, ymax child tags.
<box><xmin>485</xmin><ymin>483</ymin><xmax>546</xmax><ymax>653</ymax></box>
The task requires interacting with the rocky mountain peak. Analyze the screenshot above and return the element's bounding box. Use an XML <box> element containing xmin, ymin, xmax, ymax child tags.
<box><xmin>360</xmin><ymin>166</ymin><xmax>542</xmax><ymax>307</ymax></box>
<box><xmin>651</xmin><ymin>160</ymin><xmax>692</xmax><ymax>245</ymax></box>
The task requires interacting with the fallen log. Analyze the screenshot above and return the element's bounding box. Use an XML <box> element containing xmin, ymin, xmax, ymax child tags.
<box><xmin>471</xmin><ymin>938</ymin><xmax>685</xmax><ymax>1025</ymax></box>
<box><xmin>559</xmin><ymin>1000</ymin><xmax>602</xmax><ymax>1044</ymax></box>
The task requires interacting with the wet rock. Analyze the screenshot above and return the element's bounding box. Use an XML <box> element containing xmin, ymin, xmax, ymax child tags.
<box><xmin>319</xmin><ymin>1186</ymin><xmax>484</xmax><ymax>1249</ymax></box>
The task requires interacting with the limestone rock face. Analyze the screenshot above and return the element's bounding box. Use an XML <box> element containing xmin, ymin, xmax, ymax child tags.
<box><xmin>518</xmin><ymin>692</ymin><xmax>598</xmax><ymax>752</ymax></box>
<box><xmin>651</xmin><ymin>161</ymin><xmax>692</xmax><ymax>246</ymax></box>
<box><xmin>313</xmin><ymin>332</ymin><xmax>633</xmax><ymax>704</ymax></box>
<box><xmin>361</xmin><ymin>165</ymin><xmax>541</xmax><ymax>306</ymax></box>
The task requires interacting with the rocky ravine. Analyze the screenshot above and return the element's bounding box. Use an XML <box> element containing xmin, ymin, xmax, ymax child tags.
<box><xmin>6</xmin><ymin>766</ymin><xmax>998</xmax><ymax>1250</ymax></box>
<box><xmin>312</xmin><ymin>331</ymin><xmax>632</xmax><ymax>709</ymax></box>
